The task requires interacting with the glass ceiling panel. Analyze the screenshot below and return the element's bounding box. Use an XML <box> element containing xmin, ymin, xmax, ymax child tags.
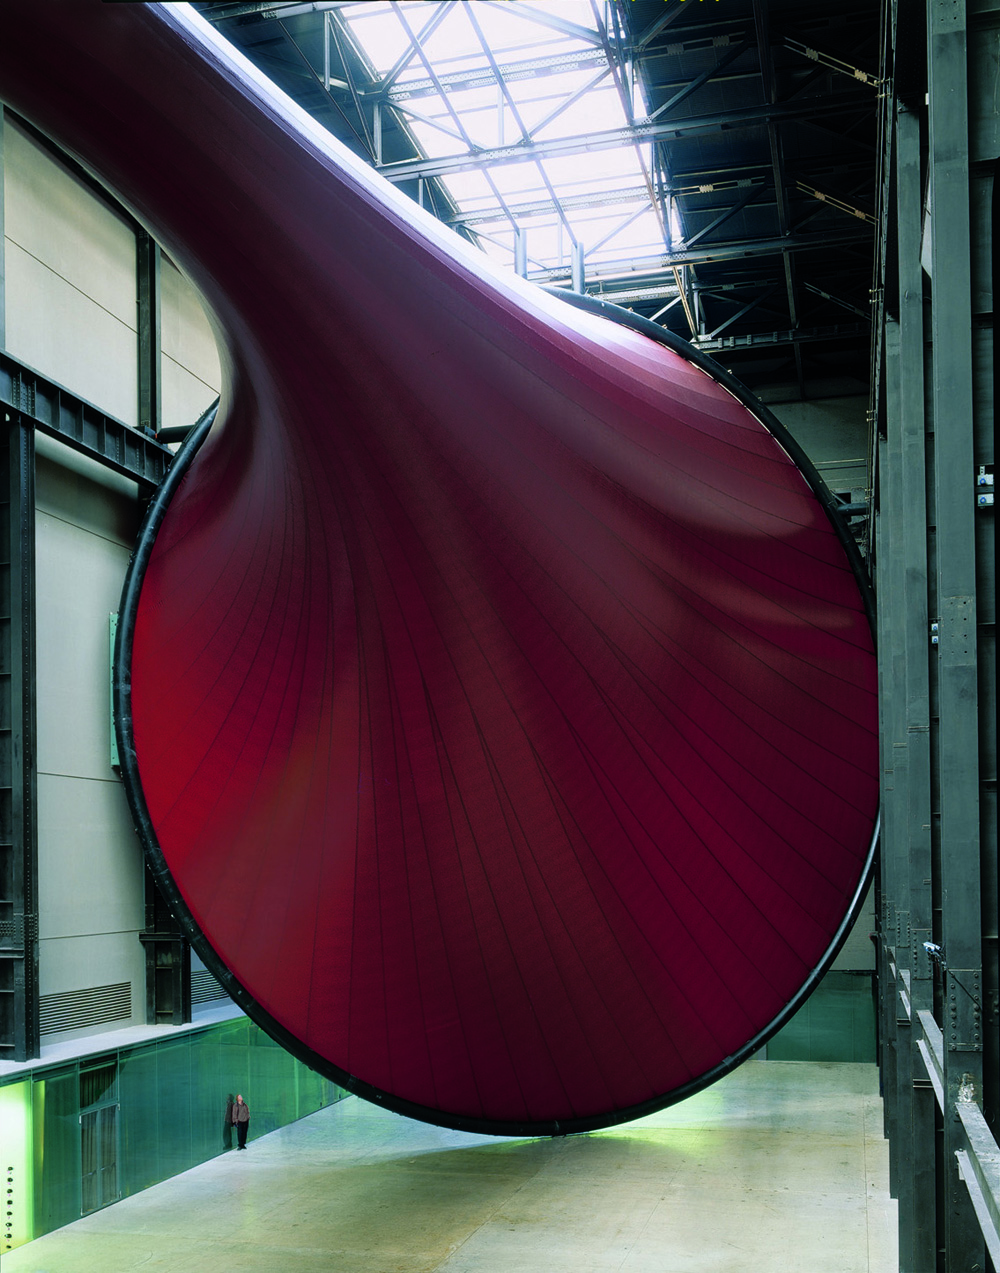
<box><xmin>340</xmin><ymin>0</ymin><xmax>678</xmax><ymax>282</ymax></box>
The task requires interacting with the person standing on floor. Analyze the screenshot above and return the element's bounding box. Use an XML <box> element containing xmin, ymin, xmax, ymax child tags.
<box><xmin>232</xmin><ymin>1093</ymin><xmax>250</xmax><ymax>1149</ymax></box>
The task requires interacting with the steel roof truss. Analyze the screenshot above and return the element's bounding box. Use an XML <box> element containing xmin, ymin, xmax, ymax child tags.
<box><xmin>374</xmin><ymin>94</ymin><xmax>867</xmax><ymax>182</ymax></box>
<box><xmin>684</xmin><ymin>179</ymin><xmax>768</xmax><ymax>248</ymax></box>
<box><xmin>389</xmin><ymin>0</ymin><xmax>519</xmax><ymax>233</ymax></box>
<box><xmin>646</xmin><ymin>37</ymin><xmax>754</xmax><ymax>122</ymax></box>
<box><xmin>783</xmin><ymin>36</ymin><xmax>881</xmax><ymax>90</ymax></box>
<box><xmin>463</xmin><ymin>3</ymin><xmax>577</xmax><ymax>246</ymax></box>
<box><xmin>802</xmin><ymin>281</ymin><xmax>871</xmax><ymax>320</ymax></box>
<box><xmin>703</xmin><ymin>283</ymin><xmax>781</xmax><ymax>340</ymax></box>
<box><xmin>481</xmin><ymin>0</ymin><xmax>603</xmax><ymax>49</ymax></box>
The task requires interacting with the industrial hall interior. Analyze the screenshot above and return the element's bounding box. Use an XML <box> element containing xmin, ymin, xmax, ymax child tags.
<box><xmin>0</xmin><ymin>0</ymin><xmax>994</xmax><ymax>1271</ymax></box>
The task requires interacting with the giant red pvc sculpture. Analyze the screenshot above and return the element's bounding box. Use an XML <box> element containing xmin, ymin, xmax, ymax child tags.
<box><xmin>0</xmin><ymin>3</ymin><xmax>878</xmax><ymax>1133</ymax></box>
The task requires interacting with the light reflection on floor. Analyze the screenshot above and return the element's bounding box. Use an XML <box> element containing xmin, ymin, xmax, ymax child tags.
<box><xmin>6</xmin><ymin>1059</ymin><xmax>896</xmax><ymax>1273</ymax></box>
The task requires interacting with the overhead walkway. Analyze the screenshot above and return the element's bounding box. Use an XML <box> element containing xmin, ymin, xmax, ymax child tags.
<box><xmin>5</xmin><ymin>1060</ymin><xmax>895</xmax><ymax>1273</ymax></box>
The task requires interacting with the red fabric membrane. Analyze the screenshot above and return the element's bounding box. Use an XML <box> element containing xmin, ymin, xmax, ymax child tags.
<box><xmin>0</xmin><ymin>3</ymin><xmax>878</xmax><ymax>1132</ymax></box>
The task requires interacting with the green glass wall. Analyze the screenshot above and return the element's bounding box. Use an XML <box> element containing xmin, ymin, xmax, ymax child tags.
<box><xmin>767</xmin><ymin>970</ymin><xmax>876</xmax><ymax>1063</ymax></box>
<box><xmin>0</xmin><ymin>1015</ymin><xmax>346</xmax><ymax>1251</ymax></box>
<box><xmin>0</xmin><ymin>1082</ymin><xmax>33</xmax><ymax>1254</ymax></box>
<box><xmin>33</xmin><ymin>1067</ymin><xmax>81</xmax><ymax>1237</ymax></box>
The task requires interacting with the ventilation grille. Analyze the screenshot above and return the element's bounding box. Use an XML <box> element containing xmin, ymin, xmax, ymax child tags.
<box><xmin>191</xmin><ymin>969</ymin><xmax>228</xmax><ymax>1005</ymax></box>
<box><xmin>39</xmin><ymin>983</ymin><xmax>131</xmax><ymax>1035</ymax></box>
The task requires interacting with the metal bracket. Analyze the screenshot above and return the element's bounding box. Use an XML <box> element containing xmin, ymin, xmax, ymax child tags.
<box><xmin>947</xmin><ymin>969</ymin><xmax>982</xmax><ymax>1052</ymax></box>
<box><xmin>937</xmin><ymin>596</ymin><xmax>975</xmax><ymax>659</ymax></box>
<box><xmin>0</xmin><ymin>914</ymin><xmax>39</xmax><ymax>947</ymax></box>
<box><xmin>976</xmin><ymin>465</ymin><xmax>994</xmax><ymax>508</ymax></box>
<box><xmin>8</xmin><ymin>371</ymin><xmax>35</xmax><ymax>417</ymax></box>
<box><xmin>912</xmin><ymin>928</ymin><xmax>933</xmax><ymax>980</ymax></box>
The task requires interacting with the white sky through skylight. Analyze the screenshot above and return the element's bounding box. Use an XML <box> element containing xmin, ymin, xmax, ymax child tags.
<box><xmin>339</xmin><ymin>0</ymin><xmax>678</xmax><ymax>281</ymax></box>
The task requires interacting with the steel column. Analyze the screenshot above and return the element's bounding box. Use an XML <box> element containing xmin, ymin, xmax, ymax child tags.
<box><xmin>896</xmin><ymin>96</ymin><xmax>938</xmax><ymax>1273</ymax></box>
<box><xmin>0</xmin><ymin>420</ymin><xmax>38</xmax><ymax>1062</ymax></box>
<box><xmin>926</xmin><ymin>0</ymin><xmax>985</xmax><ymax>1266</ymax></box>
<box><xmin>136</xmin><ymin>229</ymin><xmax>161</xmax><ymax>437</ymax></box>
<box><xmin>872</xmin><ymin>422</ymin><xmax>887</xmax><ymax>1107</ymax></box>
<box><xmin>879</xmin><ymin>327</ymin><xmax>903</xmax><ymax>1175</ymax></box>
<box><xmin>139</xmin><ymin>867</ymin><xmax>191</xmax><ymax>1027</ymax></box>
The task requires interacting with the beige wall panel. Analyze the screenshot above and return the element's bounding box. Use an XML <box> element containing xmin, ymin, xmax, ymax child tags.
<box><xmin>5</xmin><ymin>242</ymin><xmax>138</xmax><ymax>425</ymax></box>
<box><xmin>35</xmin><ymin>433</ymin><xmax>138</xmax><ymax>542</ymax></box>
<box><xmin>769</xmin><ymin>395</ymin><xmax>869</xmax><ymax>499</ymax></box>
<box><xmin>3</xmin><ymin>117</ymin><xmax>136</xmax><ymax>325</ymax></box>
<box><xmin>34</xmin><ymin>439</ymin><xmax>146</xmax><ymax>1040</ymax></box>
<box><xmin>39</xmin><ymin>932</ymin><xmax>143</xmax><ymax>1034</ymax></box>
<box><xmin>37</xmin><ymin>773</ymin><xmax>143</xmax><ymax>946</ymax></box>
<box><xmin>36</xmin><ymin>505</ymin><xmax>134</xmax><ymax>780</ymax></box>
<box><xmin>160</xmin><ymin>257</ymin><xmax>221</xmax><ymax>388</ymax></box>
<box><xmin>161</xmin><ymin>352</ymin><xmax>220</xmax><ymax>432</ymax></box>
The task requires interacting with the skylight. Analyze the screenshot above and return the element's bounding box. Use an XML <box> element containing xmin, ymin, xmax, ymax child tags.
<box><xmin>338</xmin><ymin>0</ymin><xmax>680</xmax><ymax>287</ymax></box>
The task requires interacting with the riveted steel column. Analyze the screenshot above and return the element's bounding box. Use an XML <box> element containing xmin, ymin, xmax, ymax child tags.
<box><xmin>896</xmin><ymin>95</ymin><xmax>938</xmax><ymax>1273</ymax></box>
<box><xmin>926</xmin><ymin>0</ymin><xmax>984</xmax><ymax>1267</ymax></box>
<box><xmin>881</xmin><ymin>317</ymin><xmax>906</xmax><ymax>1207</ymax></box>
<box><xmin>968</xmin><ymin>0</ymin><xmax>999</xmax><ymax>1165</ymax></box>
<box><xmin>890</xmin><ymin>310</ymin><xmax>921</xmax><ymax>1222</ymax></box>
<box><xmin>0</xmin><ymin>419</ymin><xmax>39</xmax><ymax>1061</ymax></box>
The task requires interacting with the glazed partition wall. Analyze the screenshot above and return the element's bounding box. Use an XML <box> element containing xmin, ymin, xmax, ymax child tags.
<box><xmin>874</xmin><ymin>0</ymin><xmax>998</xmax><ymax>1270</ymax></box>
<box><xmin>768</xmin><ymin>969</ymin><xmax>876</xmax><ymax>1064</ymax></box>
<box><xmin>0</xmin><ymin>1015</ymin><xmax>347</xmax><ymax>1253</ymax></box>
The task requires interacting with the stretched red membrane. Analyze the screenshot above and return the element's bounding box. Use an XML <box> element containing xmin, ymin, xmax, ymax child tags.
<box><xmin>0</xmin><ymin>2</ymin><xmax>878</xmax><ymax>1132</ymax></box>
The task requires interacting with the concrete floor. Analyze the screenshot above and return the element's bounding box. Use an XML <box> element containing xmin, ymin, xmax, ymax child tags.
<box><xmin>7</xmin><ymin>1060</ymin><xmax>896</xmax><ymax>1273</ymax></box>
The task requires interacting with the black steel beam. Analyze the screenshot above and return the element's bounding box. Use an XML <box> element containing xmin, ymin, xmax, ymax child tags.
<box><xmin>802</xmin><ymin>282</ymin><xmax>871</xmax><ymax>320</ymax></box>
<box><xmin>692</xmin><ymin>321</ymin><xmax>867</xmax><ymax>351</ymax></box>
<box><xmin>0</xmin><ymin>419</ymin><xmax>39</xmax><ymax>1062</ymax></box>
<box><xmin>0</xmin><ymin>352</ymin><xmax>173</xmax><ymax>489</ymax></box>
